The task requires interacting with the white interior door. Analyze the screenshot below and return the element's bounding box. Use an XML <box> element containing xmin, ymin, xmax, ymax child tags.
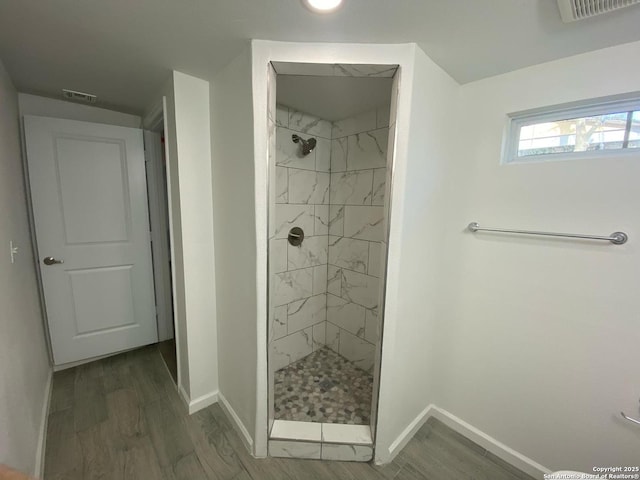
<box><xmin>25</xmin><ymin>115</ymin><xmax>158</xmax><ymax>365</ymax></box>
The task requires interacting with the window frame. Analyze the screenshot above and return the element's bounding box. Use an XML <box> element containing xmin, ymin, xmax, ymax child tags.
<box><xmin>504</xmin><ymin>94</ymin><xmax>640</xmax><ymax>164</ymax></box>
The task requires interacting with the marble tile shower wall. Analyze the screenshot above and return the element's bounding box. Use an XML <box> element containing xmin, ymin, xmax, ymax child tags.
<box><xmin>269</xmin><ymin>103</ymin><xmax>390</xmax><ymax>375</ymax></box>
<box><xmin>326</xmin><ymin>107</ymin><xmax>390</xmax><ymax>373</ymax></box>
<box><xmin>270</xmin><ymin>105</ymin><xmax>332</xmax><ymax>371</ymax></box>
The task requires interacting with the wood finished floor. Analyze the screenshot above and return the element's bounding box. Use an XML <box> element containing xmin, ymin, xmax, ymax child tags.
<box><xmin>44</xmin><ymin>345</ymin><xmax>537</xmax><ymax>480</ymax></box>
<box><xmin>157</xmin><ymin>339</ymin><xmax>177</xmax><ymax>383</ymax></box>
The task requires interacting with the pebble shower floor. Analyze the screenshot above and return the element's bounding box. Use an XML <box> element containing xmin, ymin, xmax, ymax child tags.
<box><xmin>274</xmin><ymin>346</ymin><xmax>373</xmax><ymax>424</ymax></box>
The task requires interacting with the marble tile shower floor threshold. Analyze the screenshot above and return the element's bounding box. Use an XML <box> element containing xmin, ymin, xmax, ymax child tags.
<box><xmin>274</xmin><ymin>346</ymin><xmax>373</xmax><ymax>424</ymax></box>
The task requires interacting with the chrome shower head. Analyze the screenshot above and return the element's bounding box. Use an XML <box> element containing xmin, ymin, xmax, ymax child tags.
<box><xmin>292</xmin><ymin>134</ymin><xmax>317</xmax><ymax>156</ymax></box>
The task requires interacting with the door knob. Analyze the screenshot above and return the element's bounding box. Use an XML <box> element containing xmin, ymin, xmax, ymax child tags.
<box><xmin>43</xmin><ymin>256</ymin><xmax>64</xmax><ymax>265</ymax></box>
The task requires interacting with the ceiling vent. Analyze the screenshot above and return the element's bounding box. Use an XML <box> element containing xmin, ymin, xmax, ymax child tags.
<box><xmin>62</xmin><ymin>89</ymin><xmax>97</xmax><ymax>104</ymax></box>
<box><xmin>558</xmin><ymin>0</ymin><xmax>640</xmax><ymax>22</ymax></box>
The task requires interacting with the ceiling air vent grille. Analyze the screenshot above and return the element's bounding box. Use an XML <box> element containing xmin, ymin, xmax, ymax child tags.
<box><xmin>62</xmin><ymin>89</ymin><xmax>97</xmax><ymax>103</ymax></box>
<box><xmin>558</xmin><ymin>0</ymin><xmax>640</xmax><ymax>21</ymax></box>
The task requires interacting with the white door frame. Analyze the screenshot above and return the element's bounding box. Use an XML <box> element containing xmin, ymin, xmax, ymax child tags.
<box><xmin>143</xmin><ymin>98</ymin><xmax>182</xmax><ymax>389</ymax></box>
<box><xmin>144</xmin><ymin>130</ymin><xmax>174</xmax><ymax>342</ymax></box>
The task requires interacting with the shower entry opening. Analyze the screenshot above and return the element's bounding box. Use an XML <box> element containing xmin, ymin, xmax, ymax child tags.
<box><xmin>266</xmin><ymin>61</ymin><xmax>400</xmax><ymax>461</ymax></box>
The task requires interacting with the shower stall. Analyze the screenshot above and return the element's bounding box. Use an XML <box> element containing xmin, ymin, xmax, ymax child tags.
<box><xmin>267</xmin><ymin>62</ymin><xmax>398</xmax><ymax>460</ymax></box>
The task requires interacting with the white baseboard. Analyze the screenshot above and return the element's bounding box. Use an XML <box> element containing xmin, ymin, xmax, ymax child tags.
<box><xmin>385</xmin><ymin>403</ymin><xmax>435</xmax><ymax>462</ymax></box>
<box><xmin>178</xmin><ymin>384</ymin><xmax>191</xmax><ymax>410</ymax></box>
<box><xmin>177</xmin><ymin>384</ymin><xmax>219</xmax><ymax>415</ymax></box>
<box><xmin>218</xmin><ymin>392</ymin><xmax>254</xmax><ymax>454</ymax></box>
<box><xmin>382</xmin><ymin>404</ymin><xmax>550</xmax><ymax>479</ymax></box>
<box><xmin>187</xmin><ymin>390</ymin><xmax>219</xmax><ymax>415</ymax></box>
<box><xmin>34</xmin><ymin>368</ymin><xmax>53</xmax><ymax>477</ymax></box>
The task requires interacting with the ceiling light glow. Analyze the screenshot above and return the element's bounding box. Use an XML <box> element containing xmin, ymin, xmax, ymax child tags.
<box><xmin>304</xmin><ymin>0</ymin><xmax>344</xmax><ymax>13</ymax></box>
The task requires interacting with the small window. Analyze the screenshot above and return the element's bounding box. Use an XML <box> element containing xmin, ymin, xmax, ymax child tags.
<box><xmin>505</xmin><ymin>95</ymin><xmax>640</xmax><ymax>163</ymax></box>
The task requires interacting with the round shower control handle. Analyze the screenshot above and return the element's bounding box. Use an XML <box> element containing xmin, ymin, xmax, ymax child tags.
<box><xmin>288</xmin><ymin>227</ymin><xmax>304</xmax><ymax>247</ymax></box>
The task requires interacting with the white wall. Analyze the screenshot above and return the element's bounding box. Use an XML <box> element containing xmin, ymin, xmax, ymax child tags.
<box><xmin>374</xmin><ymin>45</ymin><xmax>461</xmax><ymax>463</ymax></box>
<box><xmin>210</xmin><ymin>47</ymin><xmax>258</xmax><ymax>446</ymax></box>
<box><xmin>172</xmin><ymin>72</ymin><xmax>218</xmax><ymax>406</ymax></box>
<box><xmin>18</xmin><ymin>93</ymin><xmax>140</xmax><ymax>128</ymax></box>
<box><xmin>152</xmin><ymin>72</ymin><xmax>219</xmax><ymax>410</ymax></box>
<box><xmin>433</xmin><ymin>40</ymin><xmax>640</xmax><ymax>472</ymax></box>
<box><xmin>0</xmin><ymin>61</ymin><xmax>51</xmax><ymax>475</ymax></box>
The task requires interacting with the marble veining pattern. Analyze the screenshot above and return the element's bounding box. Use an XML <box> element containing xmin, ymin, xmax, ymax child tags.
<box><xmin>273</xmin><ymin>269</ymin><xmax>313</xmax><ymax>307</ymax></box>
<box><xmin>338</xmin><ymin>330</ymin><xmax>376</xmax><ymax>372</ymax></box>
<box><xmin>274</xmin><ymin>204</ymin><xmax>315</xmax><ymax>239</ymax></box>
<box><xmin>269</xmin><ymin>441</ymin><xmax>321</xmax><ymax>460</ymax></box>
<box><xmin>316</xmin><ymin>137</ymin><xmax>331</xmax><ymax>172</ymax></box>
<box><xmin>275</xmin><ymin>166</ymin><xmax>288</xmax><ymax>203</ymax></box>
<box><xmin>328</xmin><ymin>205</ymin><xmax>345</xmax><ymax>236</ymax></box>
<box><xmin>364</xmin><ymin>308</ymin><xmax>379</xmax><ymax>345</ymax></box>
<box><xmin>327</xmin><ymin>265</ymin><xmax>342</xmax><ymax>297</ymax></box>
<box><xmin>287</xmin><ymin>294</ymin><xmax>327</xmax><ymax>334</ymax></box>
<box><xmin>321</xmin><ymin>444</ymin><xmax>373</xmax><ymax>462</ymax></box>
<box><xmin>270</xmin><ymin>238</ymin><xmax>287</xmax><ymax>273</ymax></box>
<box><xmin>324</xmin><ymin>109</ymin><xmax>388</xmax><ymax>375</ymax></box>
<box><xmin>376</xmin><ymin>104</ymin><xmax>391</xmax><ymax>129</ymax></box>
<box><xmin>330</xmin><ymin>137</ymin><xmax>348</xmax><ymax>172</ymax></box>
<box><xmin>271</xmin><ymin>62</ymin><xmax>398</xmax><ymax>79</ymax></box>
<box><xmin>270</xmin><ymin>327</ymin><xmax>314</xmax><ymax>371</ymax></box>
<box><xmin>312</xmin><ymin>265</ymin><xmax>327</xmax><ymax>295</ymax></box>
<box><xmin>341</xmin><ymin>269</ymin><xmax>379</xmax><ymax>310</ymax></box>
<box><xmin>271</xmin><ymin>106</ymin><xmax>389</xmax><ymax>386</ymax></box>
<box><xmin>274</xmin><ymin>347</ymin><xmax>373</xmax><ymax>424</ymax></box>
<box><xmin>367</xmin><ymin>241</ymin><xmax>382</xmax><ymax>278</ymax></box>
<box><xmin>372</xmin><ymin>168</ymin><xmax>386</xmax><ymax>206</ymax></box>
<box><xmin>327</xmin><ymin>294</ymin><xmax>366</xmax><ymax>337</ymax></box>
<box><xmin>330</xmin><ymin>170</ymin><xmax>374</xmax><ymax>205</ymax></box>
<box><xmin>326</xmin><ymin>322</ymin><xmax>340</xmax><ymax>352</ymax></box>
<box><xmin>325</xmin><ymin>110</ymin><xmax>389</xmax><ymax>384</ymax></box>
<box><xmin>343</xmin><ymin>206</ymin><xmax>384</xmax><ymax>242</ymax></box>
<box><xmin>333</xmin><ymin>64</ymin><xmax>398</xmax><ymax>78</ymax></box>
<box><xmin>312</xmin><ymin>322</ymin><xmax>326</xmax><ymax>350</ymax></box>
<box><xmin>289</xmin><ymin>110</ymin><xmax>332</xmax><ymax>139</ymax></box>
<box><xmin>271</xmin><ymin>105</ymin><xmax>331</xmax><ymax>371</ymax></box>
<box><xmin>314</xmin><ymin>205</ymin><xmax>329</xmax><ymax>235</ymax></box>
<box><xmin>287</xmin><ymin>235</ymin><xmax>328</xmax><ymax>270</ymax></box>
<box><xmin>328</xmin><ymin>236</ymin><xmax>369</xmax><ymax>274</ymax></box>
<box><xmin>332</xmin><ymin>110</ymin><xmax>377</xmax><ymax>139</ymax></box>
<box><xmin>270</xmin><ymin>305</ymin><xmax>287</xmax><ymax>342</ymax></box>
<box><xmin>347</xmin><ymin>129</ymin><xmax>388</xmax><ymax>171</ymax></box>
<box><xmin>288</xmin><ymin>169</ymin><xmax>330</xmax><ymax>204</ymax></box>
<box><xmin>276</xmin><ymin>104</ymin><xmax>289</xmax><ymax>127</ymax></box>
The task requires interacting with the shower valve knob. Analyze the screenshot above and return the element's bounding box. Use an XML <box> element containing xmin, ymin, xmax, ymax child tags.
<box><xmin>288</xmin><ymin>227</ymin><xmax>304</xmax><ymax>247</ymax></box>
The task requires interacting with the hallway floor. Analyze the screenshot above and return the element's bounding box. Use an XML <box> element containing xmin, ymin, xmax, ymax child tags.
<box><xmin>43</xmin><ymin>345</ymin><xmax>536</xmax><ymax>480</ymax></box>
<box><xmin>158</xmin><ymin>339</ymin><xmax>177</xmax><ymax>383</ymax></box>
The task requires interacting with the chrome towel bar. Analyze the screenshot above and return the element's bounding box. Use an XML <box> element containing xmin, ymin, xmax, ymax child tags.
<box><xmin>467</xmin><ymin>222</ymin><xmax>628</xmax><ymax>245</ymax></box>
<box><xmin>621</xmin><ymin>399</ymin><xmax>640</xmax><ymax>427</ymax></box>
<box><xmin>621</xmin><ymin>411</ymin><xmax>640</xmax><ymax>427</ymax></box>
